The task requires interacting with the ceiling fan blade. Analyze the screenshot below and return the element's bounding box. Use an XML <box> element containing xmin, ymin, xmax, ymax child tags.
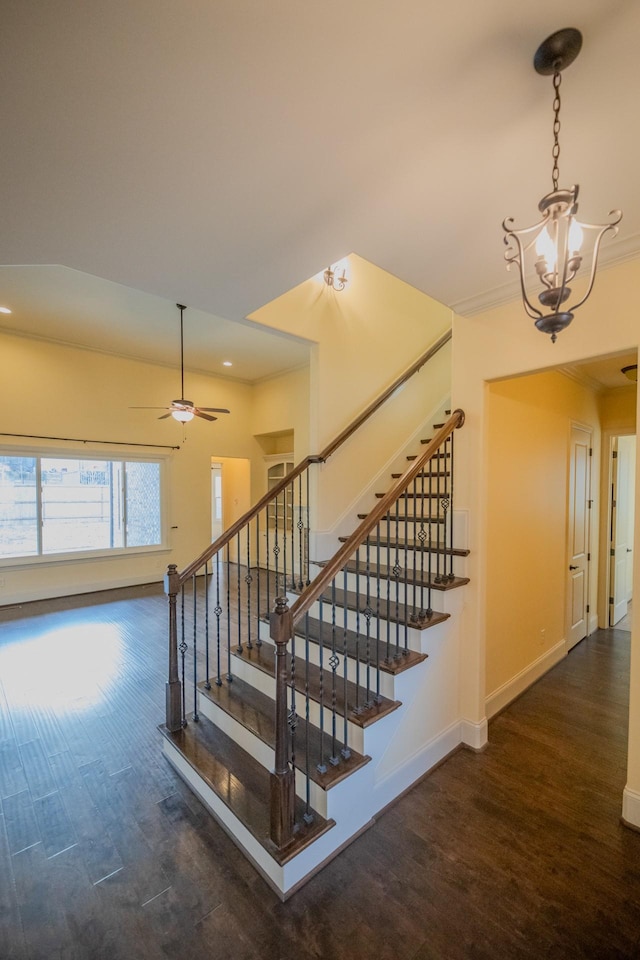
<box><xmin>194</xmin><ymin>410</ymin><xmax>217</xmax><ymax>422</ymax></box>
<box><xmin>158</xmin><ymin>412</ymin><xmax>173</xmax><ymax>420</ymax></box>
<box><xmin>129</xmin><ymin>406</ymin><xmax>170</xmax><ymax>410</ymax></box>
<box><xmin>198</xmin><ymin>407</ymin><xmax>230</xmax><ymax>414</ymax></box>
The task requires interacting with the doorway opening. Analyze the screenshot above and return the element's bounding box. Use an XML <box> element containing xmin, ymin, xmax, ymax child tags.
<box><xmin>607</xmin><ymin>434</ymin><xmax>636</xmax><ymax>628</ymax></box>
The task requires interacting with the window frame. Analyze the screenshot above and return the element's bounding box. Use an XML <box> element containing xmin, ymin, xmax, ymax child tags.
<box><xmin>0</xmin><ymin>446</ymin><xmax>170</xmax><ymax>568</ymax></box>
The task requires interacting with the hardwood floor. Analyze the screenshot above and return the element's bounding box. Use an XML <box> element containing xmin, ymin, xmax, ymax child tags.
<box><xmin>1</xmin><ymin>584</ymin><xmax>639</xmax><ymax>959</ymax></box>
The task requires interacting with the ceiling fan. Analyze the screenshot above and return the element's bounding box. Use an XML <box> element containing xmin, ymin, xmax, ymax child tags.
<box><xmin>130</xmin><ymin>303</ymin><xmax>231</xmax><ymax>423</ymax></box>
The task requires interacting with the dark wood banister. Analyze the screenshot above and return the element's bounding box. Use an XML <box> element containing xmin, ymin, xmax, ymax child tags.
<box><xmin>177</xmin><ymin>328</ymin><xmax>452</xmax><ymax>585</ymax></box>
<box><xmin>289</xmin><ymin>409</ymin><xmax>465</xmax><ymax>625</ymax></box>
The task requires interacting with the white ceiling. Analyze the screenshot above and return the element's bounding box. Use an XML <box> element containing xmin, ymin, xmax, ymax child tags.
<box><xmin>0</xmin><ymin>265</ymin><xmax>311</xmax><ymax>382</ymax></box>
<box><xmin>1</xmin><ymin>0</ymin><xmax>639</xmax><ymax>373</ymax></box>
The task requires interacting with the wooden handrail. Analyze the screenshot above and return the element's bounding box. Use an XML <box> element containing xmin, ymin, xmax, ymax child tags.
<box><xmin>289</xmin><ymin>409</ymin><xmax>465</xmax><ymax>625</ymax></box>
<box><xmin>176</xmin><ymin>328</ymin><xmax>452</xmax><ymax>586</ymax></box>
<box><xmin>318</xmin><ymin>329</ymin><xmax>452</xmax><ymax>461</ymax></box>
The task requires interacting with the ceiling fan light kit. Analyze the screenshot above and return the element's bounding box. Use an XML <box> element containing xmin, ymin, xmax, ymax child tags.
<box><xmin>129</xmin><ymin>304</ymin><xmax>231</xmax><ymax>424</ymax></box>
<box><xmin>502</xmin><ymin>27</ymin><xmax>622</xmax><ymax>343</ymax></box>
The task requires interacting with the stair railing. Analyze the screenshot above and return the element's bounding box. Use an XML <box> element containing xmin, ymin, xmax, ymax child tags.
<box><xmin>269</xmin><ymin>409</ymin><xmax>464</xmax><ymax>846</ymax></box>
<box><xmin>163</xmin><ymin>329</ymin><xmax>454</xmax><ymax>846</ymax></box>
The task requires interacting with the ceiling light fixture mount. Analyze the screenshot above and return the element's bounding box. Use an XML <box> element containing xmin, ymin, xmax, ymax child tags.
<box><xmin>502</xmin><ymin>27</ymin><xmax>622</xmax><ymax>343</ymax></box>
<box><xmin>621</xmin><ymin>364</ymin><xmax>638</xmax><ymax>382</ymax></box>
<box><xmin>324</xmin><ymin>265</ymin><xmax>348</xmax><ymax>291</ymax></box>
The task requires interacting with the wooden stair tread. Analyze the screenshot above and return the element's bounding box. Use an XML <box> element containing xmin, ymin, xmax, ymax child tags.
<box><xmin>314</xmin><ymin>559</ymin><xmax>469</xmax><ymax>592</ymax></box>
<box><xmin>232</xmin><ymin>644</ymin><xmax>401</xmax><ymax>727</ymax></box>
<box><xmin>340</xmin><ymin>535</ymin><xmax>470</xmax><ymax>557</ymax></box>
<box><xmin>159</xmin><ymin>716</ymin><xmax>334</xmax><ymax>866</ymax></box>
<box><xmin>198</xmin><ymin>676</ymin><xmax>371</xmax><ymax>790</ymax></box>
<box><xmin>358</xmin><ymin>512</ymin><xmax>446</xmax><ymax>523</ymax></box>
<box><xmin>376</xmin><ymin>491</ymin><xmax>450</xmax><ymax>499</ymax></box>
<box><xmin>289</xmin><ymin>616</ymin><xmax>428</xmax><ymax>675</ymax></box>
<box><xmin>292</xmin><ymin>585</ymin><xmax>449</xmax><ymax>631</ymax></box>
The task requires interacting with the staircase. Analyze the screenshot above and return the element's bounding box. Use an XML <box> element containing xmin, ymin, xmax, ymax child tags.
<box><xmin>159</xmin><ymin>335</ymin><xmax>472</xmax><ymax>898</ymax></box>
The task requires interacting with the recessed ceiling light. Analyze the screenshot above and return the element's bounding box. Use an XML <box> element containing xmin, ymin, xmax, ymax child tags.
<box><xmin>223</xmin><ymin>361</ymin><xmax>232</xmax><ymax>367</ymax></box>
<box><xmin>0</xmin><ymin>306</ymin><xmax>12</xmax><ymax>314</ymax></box>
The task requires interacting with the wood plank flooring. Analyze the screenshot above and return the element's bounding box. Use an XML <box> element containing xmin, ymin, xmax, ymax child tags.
<box><xmin>1</xmin><ymin>584</ymin><xmax>639</xmax><ymax>959</ymax></box>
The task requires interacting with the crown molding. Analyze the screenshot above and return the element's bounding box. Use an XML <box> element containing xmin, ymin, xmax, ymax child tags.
<box><xmin>451</xmin><ymin>236</ymin><xmax>640</xmax><ymax>318</ymax></box>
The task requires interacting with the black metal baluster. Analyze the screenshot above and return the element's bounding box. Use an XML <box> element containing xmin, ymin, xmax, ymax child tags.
<box><xmin>354</xmin><ymin>548</ymin><xmax>361</xmax><ymax>713</ymax></box>
<box><xmin>179</xmin><ymin>585</ymin><xmax>187</xmax><ymax>725</ymax></box>
<box><xmin>282</xmin><ymin>486</ymin><xmax>288</xmax><ymax>597</ymax></box>
<box><xmin>435</xmin><ymin>448</ymin><xmax>443</xmax><ymax>584</ymax></box>
<box><xmin>236</xmin><ymin>532</ymin><xmax>243</xmax><ymax>653</ymax></box>
<box><xmin>297</xmin><ymin>473</ymin><xmax>304</xmax><ymax>589</ymax></box>
<box><xmin>364</xmin><ymin>538</ymin><xmax>373</xmax><ymax>707</ymax></box>
<box><xmin>215</xmin><ymin>553</ymin><xmax>222</xmax><ymax>686</ymax></box>
<box><xmin>265</xmin><ymin>503</ymin><xmax>271</xmax><ymax>617</ymax></box>
<box><xmin>289</xmin><ymin>626</ymin><xmax>297</xmax><ymax>812</ymax></box>
<box><xmin>256</xmin><ymin>513</ymin><xmax>262</xmax><ymax>646</ymax></box>
<box><xmin>192</xmin><ymin>573</ymin><xmax>199</xmax><ymax>721</ymax></box>
<box><xmin>303</xmin><ymin>614</ymin><xmax>313</xmax><ymax>824</ymax></box>
<box><xmin>419</xmin><ymin>465</ymin><xmax>427</xmax><ymax>617</ymax></box>
<box><xmin>246</xmin><ymin>524</ymin><xmax>253</xmax><ymax>649</ymax></box>
<box><xmin>305</xmin><ymin>469</ymin><xmax>311</xmax><ymax>585</ymax></box>
<box><xmin>342</xmin><ymin>567</ymin><xmax>350</xmax><ymax>757</ymax></box>
<box><xmin>448</xmin><ymin>431</ymin><xmax>456</xmax><ymax>581</ymax></box>
<box><xmin>317</xmin><ymin>597</ymin><xmax>327</xmax><ymax>774</ymax></box>
<box><xmin>289</xmin><ymin>479</ymin><xmax>295</xmax><ymax>590</ymax></box>
<box><xmin>330</xmin><ymin>579</ymin><xmax>339</xmax><ymax>766</ymax></box>
<box><xmin>393</xmin><ymin>496</ymin><xmax>401</xmax><ymax>660</ymax></box>
<box><xmin>375</xmin><ymin>525</ymin><xmax>382</xmax><ymax>702</ymax></box>
<box><xmin>273</xmin><ymin>490</ymin><xmax>281</xmax><ymax>598</ymax></box>
<box><xmin>427</xmin><ymin>458</ymin><xmax>434</xmax><ymax>618</ymax></box>
<box><xmin>204</xmin><ymin>560</ymin><xmax>211</xmax><ymax>691</ymax></box>
<box><xmin>412</xmin><ymin>476</ymin><xmax>419</xmax><ymax>620</ymax></box>
<box><xmin>226</xmin><ymin>545</ymin><xmax>233</xmax><ymax>681</ymax></box>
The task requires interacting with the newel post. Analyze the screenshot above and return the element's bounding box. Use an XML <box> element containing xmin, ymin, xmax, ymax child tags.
<box><xmin>164</xmin><ymin>563</ymin><xmax>183</xmax><ymax>732</ymax></box>
<box><xmin>269</xmin><ymin>596</ymin><xmax>296</xmax><ymax>848</ymax></box>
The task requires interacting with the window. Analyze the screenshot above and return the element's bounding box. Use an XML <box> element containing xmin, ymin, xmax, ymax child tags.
<box><xmin>0</xmin><ymin>454</ymin><xmax>164</xmax><ymax>561</ymax></box>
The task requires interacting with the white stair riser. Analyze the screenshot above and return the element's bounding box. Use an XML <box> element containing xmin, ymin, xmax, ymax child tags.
<box><xmin>255</xmin><ymin>626</ymin><xmax>400</xmax><ymax>699</ymax></box>
<box><xmin>308</xmin><ymin>569</ymin><xmax>462</xmax><ymax>613</ymax></box>
<box><xmin>305</xmin><ymin>598</ymin><xmax>447</xmax><ymax>648</ymax></box>
<box><xmin>196</xmin><ymin>690</ymin><xmax>365</xmax><ymax>819</ymax></box>
<box><xmin>228</xmin><ymin>653</ymin><xmax>367</xmax><ymax>753</ymax></box>
<box><xmin>358</xmin><ymin>546</ymin><xmax>467</xmax><ymax>579</ymax></box>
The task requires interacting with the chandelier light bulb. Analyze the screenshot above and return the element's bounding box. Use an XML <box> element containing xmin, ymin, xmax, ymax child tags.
<box><xmin>568</xmin><ymin>218</ymin><xmax>584</xmax><ymax>256</ymax></box>
<box><xmin>535</xmin><ymin>226</ymin><xmax>557</xmax><ymax>270</ymax></box>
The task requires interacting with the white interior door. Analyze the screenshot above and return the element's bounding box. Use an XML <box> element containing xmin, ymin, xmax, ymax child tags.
<box><xmin>211</xmin><ymin>462</ymin><xmax>223</xmax><ymax>542</ymax></box>
<box><xmin>567</xmin><ymin>424</ymin><xmax>591</xmax><ymax>649</ymax></box>
<box><xmin>610</xmin><ymin>436</ymin><xmax>636</xmax><ymax>625</ymax></box>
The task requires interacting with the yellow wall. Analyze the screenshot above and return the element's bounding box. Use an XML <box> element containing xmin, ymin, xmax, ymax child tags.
<box><xmin>249</xmin><ymin>254</ymin><xmax>452</xmax><ymax>531</ymax></box>
<box><xmin>485</xmin><ymin>371</ymin><xmax>600</xmax><ymax>699</ymax></box>
<box><xmin>251</xmin><ymin>365</ymin><xmax>310</xmax><ymax>499</ymax></box>
<box><xmin>453</xmin><ymin>256</ymin><xmax>640</xmax><ymax>827</ymax></box>
<box><xmin>0</xmin><ymin>330</ymin><xmax>263</xmax><ymax>603</ymax></box>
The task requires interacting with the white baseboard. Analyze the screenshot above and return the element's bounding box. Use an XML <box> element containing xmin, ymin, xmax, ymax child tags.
<box><xmin>461</xmin><ymin>717</ymin><xmax>488</xmax><ymax>751</ymax></box>
<box><xmin>485</xmin><ymin>639</ymin><xmax>566</xmax><ymax>719</ymax></box>
<box><xmin>588</xmin><ymin>612</ymin><xmax>599</xmax><ymax>636</ymax></box>
<box><xmin>1</xmin><ymin>572</ymin><xmax>164</xmax><ymax>608</ymax></box>
<box><xmin>622</xmin><ymin>786</ymin><xmax>640</xmax><ymax>830</ymax></box>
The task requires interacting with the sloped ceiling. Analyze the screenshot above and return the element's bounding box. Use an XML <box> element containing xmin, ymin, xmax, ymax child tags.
<box><xmin>1</xmin><ymin>0</ymin><xmax>639</xmax><ymax>371</ymax></box>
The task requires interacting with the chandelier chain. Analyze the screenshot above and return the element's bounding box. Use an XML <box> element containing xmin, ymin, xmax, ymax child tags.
<box><xmin>551</xmin><ymin>69</ymin><xmax>561</xmax><ymax>191</ymax></box>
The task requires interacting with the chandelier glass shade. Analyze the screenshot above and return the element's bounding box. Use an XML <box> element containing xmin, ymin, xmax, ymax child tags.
<box><xmin>502</xmin><ymin>28</ymin><xmax>622</xmax><ymax>342</ymax></box>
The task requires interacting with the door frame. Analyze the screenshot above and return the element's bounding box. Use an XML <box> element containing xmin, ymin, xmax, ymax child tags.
<box><xmin>602</xmin><ymin>429</ymin><xmax>637</xmax><ymax>628</ymax></box>
<box><xmin>566</xmin><ymin>421</ymin><xmax>593</xmax><ymax>650</ymax></box>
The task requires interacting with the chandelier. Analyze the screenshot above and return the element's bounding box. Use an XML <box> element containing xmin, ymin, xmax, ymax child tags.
<box><xmin>502</xmin><ymin>28</ymin><xmax>622</xmax><ymax>342</ymax></box>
